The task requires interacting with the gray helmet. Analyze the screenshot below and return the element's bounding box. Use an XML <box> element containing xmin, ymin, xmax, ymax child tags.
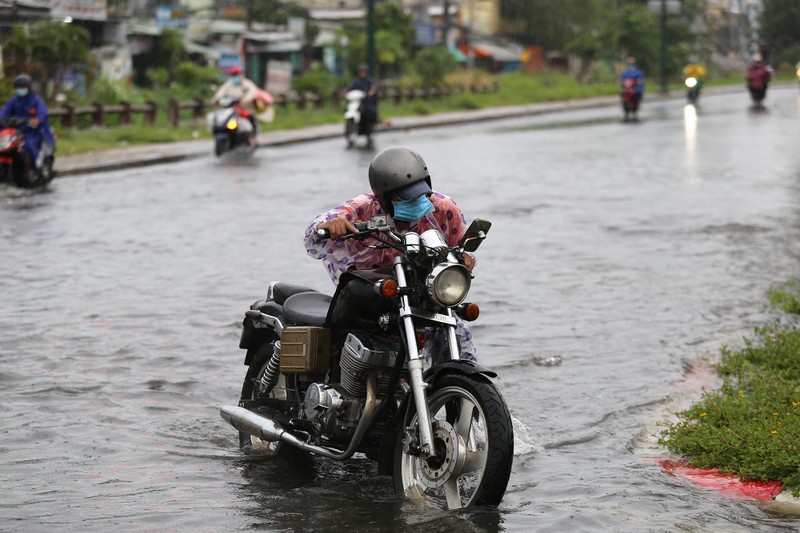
<box><xmin>13</xmin><ymin>74</ymin><xmax>32</xmax><ymax>88</ymax></box>
<box><xmin>368</xmin><ymin>146</ymin><xmax>433</xmax><ymax>216</ymax></box>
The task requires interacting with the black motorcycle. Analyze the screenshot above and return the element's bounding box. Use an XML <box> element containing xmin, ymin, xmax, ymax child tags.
<box><xmin>220</xmin><ymin>216</ymin><xmax>514</xmax><ymax>510</ymax></box>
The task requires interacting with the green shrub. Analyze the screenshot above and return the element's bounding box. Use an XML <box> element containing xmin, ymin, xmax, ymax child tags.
<box><xmin>414</xmin><ymin>45</ymin><xmax>458</xmax><ymax>87</ymax></box>
<box><xmin>292</xmin><ymin>65</ymin><xmax>337</xmax><ymax>95</ymax></box>
<box><xmin>659</xmin><ymin>322</ymin><xmax>800</xmax><ymax>495</ymax></box>
<box><xmin>174</xmin><ymin>61</ymin><xmax>220</xmax><ymax>89</ymax></box>
<box><xmin>768</xmin><ymin>280</ymin><xmax>800</xmax><ymax>314</ymax></box>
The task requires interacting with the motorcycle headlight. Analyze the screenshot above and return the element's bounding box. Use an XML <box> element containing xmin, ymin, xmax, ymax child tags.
<box><xmin>426</xmin><ymin>263</ymin><xmax>471</xmax><ymax>307</ymax></box>
<box><xmin>685</xmin><ymin>77</ymin><xmax>697</xmax><ymax>88</ymax></box>
<box><xmin>226</xmin><ymin>118</ymin><xmax>238</xmax><ymax>130</ymax></box>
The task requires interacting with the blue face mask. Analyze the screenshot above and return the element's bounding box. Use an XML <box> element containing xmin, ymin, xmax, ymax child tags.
<box><xmin>15</xmin><ymin>88</ymin><xmax>29</xmax><ymax>98</ymax></box>
<box><xmin>231</xmin><ymin>76</ymin><xmax>241</xmax><ymax>85</ymax></box>
<box><xmin>392</xmin><ymin>195</ymin><xmax>434</xmax><ymax>222</ymax></box>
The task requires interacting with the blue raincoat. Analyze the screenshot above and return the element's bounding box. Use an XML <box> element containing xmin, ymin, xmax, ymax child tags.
<box><xmin>619</xmin><ymin>65</ymin><xmax>646</xmax><ymax>97</ymax></box>
<box><xmin>0</xmin><ymin>90</ymin><xmax>56</xmax><ymax>171</ymax></box>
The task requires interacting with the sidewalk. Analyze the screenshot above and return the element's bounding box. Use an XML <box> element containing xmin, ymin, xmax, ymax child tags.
<box><xmin>55</xmin><ymin>84</ymin><xmax>755</xmax><ymax>177</ymax></box>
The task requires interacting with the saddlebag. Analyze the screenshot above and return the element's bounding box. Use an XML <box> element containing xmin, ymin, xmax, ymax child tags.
<box><xmin>279</xmin><ymin>326</ymin><xmax>331</xmax><ymax>373</ymax></box>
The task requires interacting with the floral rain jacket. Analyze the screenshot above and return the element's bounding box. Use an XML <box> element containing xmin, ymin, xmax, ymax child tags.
<box><xmin>304</xmin><ymin>191</ymin><xmax>476</xmax><ymax>360</ymax></box>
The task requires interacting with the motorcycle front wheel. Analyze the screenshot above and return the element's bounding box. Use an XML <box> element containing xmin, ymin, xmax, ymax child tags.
<box><xmin>345</xmin><ymin>118</ymin><xmax>355</xmax><ymax>149</ymax></box>
<box><xmin>394</xmin><ymin>373</ymin><xmax>514</xmax><ymax>510</ymax></box>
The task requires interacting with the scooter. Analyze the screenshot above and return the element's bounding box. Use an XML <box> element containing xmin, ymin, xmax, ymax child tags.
<box><xmin>685</xmin><ymin>77</ymin><xmax>702</xmax><ymax>104</ymax></box>
<box><xmin>208</xmin><ymin>96</ymin><xmax>255</xmax><ymax>157</ymax></box>
<box><xmin>0</xmin><ymin>116</ymin><xmax>55</xmax><ymax>188</ymax></box>
<box><xmin>620</xmin><ymin>79</ymin><xmax>640</xmax><ymax>121</ymax></box>
<box><xmin>343</xmin><ymin>90</ymin><xmax>373</xmax><ymax>149</ymax></box>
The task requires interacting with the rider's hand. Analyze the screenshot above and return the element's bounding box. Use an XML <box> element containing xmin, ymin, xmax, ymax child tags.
<box><xmin>318</xmin><ymin>218</ymin><xmax>359</xmax><ymax>240</ymax></box>
<box><xmin>463</xmin><ymin>253</ymin><xmax>475</xmax><ymax>272</ymax></box>
<box><xmin>29</xmin><ymin>117</ymin><xmax>40</xmax><ymax>128</ymax></box>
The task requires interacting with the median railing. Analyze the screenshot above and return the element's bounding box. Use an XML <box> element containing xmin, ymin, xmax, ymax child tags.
<box><xmin>47</xmin><ymin>82</ymin><xmax>499</xmax><ymax>129</ymax></box>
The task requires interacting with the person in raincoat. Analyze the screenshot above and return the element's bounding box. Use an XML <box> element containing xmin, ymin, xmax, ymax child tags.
<box><xmin>0</xmin><ymin>74</ymin><xmax>56</xmax><ymax>180</ymax></box>
<box><xmin>619</xmin><ymin>56</ymin><xmax>646</xmax><ymax>102</ymax></box>
<box><xmin>213</xmin><ymin>66</ymin><xmax>274</xmax><ymax>143</ymax></box>
<box><xmin>304</xmin><ymin>146</ymin><xmax>477</xmax><ymax>361</ymax></box>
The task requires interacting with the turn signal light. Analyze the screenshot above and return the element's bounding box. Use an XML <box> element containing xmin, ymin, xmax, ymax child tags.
<box><xmin>415</xmin><ymin>330</ymin><xmax>426</xmax><ymax>348</ymax></box>
<box><xmin>460</xmin><ymin>303</ymin><xmax>480</xmax><ymax>321</ymax></box>
<box><xmin>226</xmin><ymin>119</ymin><xmax>238</xmax><ymax>130</ymax></box>
<box><xmin>379</xmin><ymin>279</ymin><xmax>398</xmax><ymax>298</ymax></box>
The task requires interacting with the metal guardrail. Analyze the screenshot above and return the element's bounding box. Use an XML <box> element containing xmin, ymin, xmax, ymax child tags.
<box><xmin>47</xmin><ymin>83</ymin><xmax>500</xmax><ymax>128</ymax></box>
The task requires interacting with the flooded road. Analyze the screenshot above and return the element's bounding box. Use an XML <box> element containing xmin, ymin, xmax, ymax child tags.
<box><xmin>3</xmin><ymin>86</ymin><xmax>800</xmax><ymax>531</ymax></box>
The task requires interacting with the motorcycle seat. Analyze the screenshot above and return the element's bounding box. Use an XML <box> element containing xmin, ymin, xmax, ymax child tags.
<box><xmin>283</xmin><ymin>292</ymin><xmax>332</xmax><ymax>326</ymax></box>
<box><xmin>271</xmin><ymin>282</ymin><xmax>318</xmax><ymax>305</ymax></box>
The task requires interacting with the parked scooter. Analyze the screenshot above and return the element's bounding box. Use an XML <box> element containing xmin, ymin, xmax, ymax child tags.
<box><xmin>685</xmin><ymin>77</ymin><xmax>702</xmax><ymax>104</ymax></box>
<box><xmin>220</xmin><ymin>216</ymin><xmax>514</xmax><ymax>510</ymax></box>
<box><xmin>0</xmin><ymin>116</ymin><xmax>55</xmax><ymax>188</ymax></box>
<box><xmin>620</xmin><ymin>78</ymin><xmax>640</xmax><ymax>121</ymax></box>
<box><xmin>208</xmin><ymin>96</ymin><xmax>255</xmax><ymax>156</ymax></box>
<box><xmin>343</xmin><ymin>89</ymin><xmax>373</xmax><ymax>148</ymax></box>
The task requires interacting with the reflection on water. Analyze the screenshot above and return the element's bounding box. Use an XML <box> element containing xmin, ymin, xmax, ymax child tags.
<box><xmin>683</xmin><ymin>104</ymin><xmax>699</xmax><ymax>184</ymax></box>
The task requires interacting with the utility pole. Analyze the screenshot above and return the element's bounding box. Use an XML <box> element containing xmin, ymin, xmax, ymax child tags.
<box><xmin>659</xmin><ymin>0</ymin><xmax>668</xmax><ymax>94</ymax></box>
<box><xmin>442</xmin><ymin>0</ymin><xmax>450</xmax><ymax>46</ymax></box>
<box><xmin>366</xmin><ymin>0</ymin><xmax>376</xmax><ymax>77</ymax></box>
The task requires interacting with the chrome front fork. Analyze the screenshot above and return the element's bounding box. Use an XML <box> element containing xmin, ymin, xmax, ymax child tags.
<box><xmin>394</xmin><ymin>258</ymin><xmax>435</xmax><ymax>458</ymax></box>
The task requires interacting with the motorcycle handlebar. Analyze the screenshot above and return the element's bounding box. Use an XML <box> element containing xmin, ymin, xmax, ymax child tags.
<box><xmin>316</xmin><ymin>221</ymin><xmax>370</xmax><ymax>240</ymax></box>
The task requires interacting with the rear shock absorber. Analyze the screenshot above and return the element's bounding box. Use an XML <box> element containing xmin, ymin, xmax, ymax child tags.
<box><xmin>258</xmin><ymin>341</ymin><xmax>281</xmax><ymax>395</ymax></box>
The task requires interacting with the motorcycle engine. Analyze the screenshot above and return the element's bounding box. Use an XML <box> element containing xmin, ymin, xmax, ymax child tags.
<box><xmin>301</xmin><ymin>333</ymin><xmax>404</xmax><ymax>439</ymax></box>
<box><xmin>340</xmin><ymin>333</ymin><xmax>404</xmax><ymax>397</ymax></box>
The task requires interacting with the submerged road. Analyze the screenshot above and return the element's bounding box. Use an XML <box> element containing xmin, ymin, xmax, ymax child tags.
<box><xmin>2</xmin><ymin>86</ymin><xmax>800</xmax><ymax>530</ymax></box>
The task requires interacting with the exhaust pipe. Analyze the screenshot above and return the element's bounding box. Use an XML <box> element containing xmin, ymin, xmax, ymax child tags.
<box><xmin>220</xmin><ymin>373</ymin><xmax>378</xmax><ymax>460</ymax></box>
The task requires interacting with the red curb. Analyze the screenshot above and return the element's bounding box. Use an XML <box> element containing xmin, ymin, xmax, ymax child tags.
<box><xmin>659</xmin><ymin>458</ymin><xmax>782</xmax><ymax>501</ymax></box>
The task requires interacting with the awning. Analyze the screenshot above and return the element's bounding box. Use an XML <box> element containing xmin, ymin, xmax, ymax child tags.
<box><xmin>469</xmin><ymin>42</ymin><xmax>520</xmax><ymax>63</ymax></box>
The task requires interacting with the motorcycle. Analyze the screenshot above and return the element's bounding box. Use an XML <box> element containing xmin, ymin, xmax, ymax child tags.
<box><xmin>208</xmin><ymin>96</ymin><xmax>255</xmax><ymax>157</ymax></box>
<box><xmin>620</xmin><ymin>78</ymin><xmax>640</xmax><ymax>121</ymax></box>
<box><xmin>0</xmin><ymin>116</ymin><xmax>55</xmax><ymax>188</ymax></box>
<box><xmin>343</xmin><ymin>89</ymin><xmax>373</xmax><ymax>149</ymax></box>
<box><xmin>685</xmin><ymin>77</ymin><xmax>702</xmax><ymax>104</ymax></box>
<box><xmin>220</xmin><ymin>216</ymin><xmax>514</xmax><ymax>510</ymax></box>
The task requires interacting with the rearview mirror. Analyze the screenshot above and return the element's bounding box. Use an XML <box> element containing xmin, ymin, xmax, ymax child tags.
<box><xmin>458</xmin><ymin>218</ymin><xmax>492</xmax><ymax>252</ymax></box>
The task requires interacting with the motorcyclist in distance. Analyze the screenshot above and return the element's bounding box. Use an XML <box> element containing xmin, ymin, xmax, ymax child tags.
<box><xmin>683</xmin><ymin>60</ymin><xmax>706</xmax><ymax>83</ymax></box>
<box><xmin>619</xmin><ymin>56</ymin><xmax>646</xmax><ymax>104</ymax></box>
<box><xmin>304</xmin><ymin>146</ymin><xmax>477</xmax><ymax>361</ymax></box>
<box><xmin>346</xmin><ymin>64</ymin><xmax>379</xmax><ymax>146</ymax></box>
<box><xmin>213</xmin><ymin>66</ymin><xmax>259</xmax><ymax>144</ymax></box>
<box><xmin>746</xmin><ymin>53</ymin><xmax>771</xmax><ymax>104</ymax></box>
<box><xmin>0</xmin><ymin>74</ymin><xmax>56</xmax><ymax>181</ymax></box>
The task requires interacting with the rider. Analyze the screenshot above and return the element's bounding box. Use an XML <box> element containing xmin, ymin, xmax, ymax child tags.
<box><xmin>213</xmin><ymin>66</ymin><xmax>259</xmax><ymax>143</ymax></box>
<box><xmin>619</xmin><ymin>56</ymin><xmax>645</xmax><ymax>103</ymax></box>
<box><xmin>683</xmin><ymin>60</ymin><xmax>706</xmax><ymax>84</ymax></box>
<box><xmin>304</xmin><ymin>146</ymin><xmax>476</xmax><ymax>361</ymax></box>
<box><xmin>347</xmin><ymin>64</ymin><xmax>378</xmax><ymax>143</ymax></box>
<box><xmin>0</xmin><ymin>74</ymin><xmax>55</xmax><ymax>180</ymax></box>
<box><xmin>746</xmin><ymin>53</ymin><xmax>771</xmax><ymax>102</ymax></box>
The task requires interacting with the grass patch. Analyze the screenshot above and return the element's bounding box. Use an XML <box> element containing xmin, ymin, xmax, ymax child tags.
<box><xmin>659</xmin><ymin>321</ymin><xmax>800</xmax><ymax>495</ymax></box>
<box><xmin>768</xmin><ymin>280</ymin><xmax>800</xmax><ymax>314</ymax></box>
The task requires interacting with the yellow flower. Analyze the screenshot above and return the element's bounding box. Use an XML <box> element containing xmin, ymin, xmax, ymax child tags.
<box><xmin>699</xmin><ymin>412</ymin><xmax>707</xmax><ymax>417</ymax></box>
<box><xmin>773</xmin><ymin>412</ymin><xmax>779</xmax><ymax>416</ymax></box>
<box><xmin>771</xmin><ymin>430</ymin><xmax>778</xmax><ymax>435</ymax></box>
<box><xmin>793</xmin><ymin>401</ymin><xmax>800</xmax><ymax>407</ymax></box>
<box><xmin>739</xmin><ymin>390</ymin><xmax>745</xmax><ymax>398</ymax></box>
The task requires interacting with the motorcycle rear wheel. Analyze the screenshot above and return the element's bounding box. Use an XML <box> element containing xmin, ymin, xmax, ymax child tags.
<box><xmin>393</xmin><ymin>373</ymin><xmax>514</xmax><ymax>510</ymax></box>
<box><xmin>239</xmin><ymin>342</ymin><xmax>308</xmax><ymax>459</ymax></box>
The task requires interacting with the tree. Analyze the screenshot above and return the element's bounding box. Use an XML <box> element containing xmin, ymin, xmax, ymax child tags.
<box><xmin>132</xmin><ymin>28</ymin><xmax>184</xmax><ymax>87</ymax></box>
<box><xmin>336</xmin><ymin>3</ymin><xmax>415</xmax><ymax>79</ymax></box>
<box><xmin>759</xmin><ymin>0</ymin><xmax>800</xmax><ymax>66</ymax></box>
<box><xmin>413</xmin><ymin>46</ymin><xmax>457</xmax><ymax>87</ymax></box>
